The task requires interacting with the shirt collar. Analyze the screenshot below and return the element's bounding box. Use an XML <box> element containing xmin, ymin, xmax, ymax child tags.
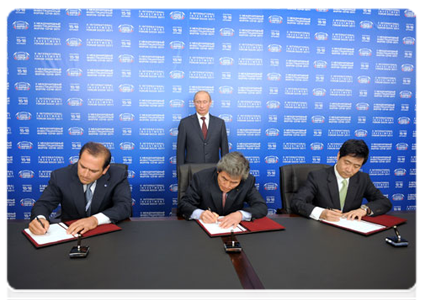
<box><xmin>196</xmin><ymin>112</ymin><xmax>210</xmax><ymax>120</ymax></box>
<box><xmin>334</xmin><ymin>164</ymin><xmax>349</xmax><ymax>183</ymax></box>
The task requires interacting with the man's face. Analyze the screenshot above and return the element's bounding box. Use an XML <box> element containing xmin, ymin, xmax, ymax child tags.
<box><xmin>217</xmin><ymin>171</ymin><xmax>242</xmax><ymax>193</ymax></box>
<box><xmin>77</xmin><ymin>150</ymin><xmax>109</xmax><ymax>185</ymax></box>
<box><xmin>335</xmin><ymin>153</ymin><xmax>364</xmax><ymax>179</ymax></box>
<box><xmin>194</xmin><ymin>92</ymin><xmax>212</xmax><ymax>116</ymax></box>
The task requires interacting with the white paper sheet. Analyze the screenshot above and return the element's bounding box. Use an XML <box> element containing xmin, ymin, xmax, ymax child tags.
<box><xmin>198</xmin><ymin>219</ymin><xmax>246</xmax><ymax>235</ymax></box>
<box><xmin>24</xmin><ymin>223</ymin><xmax>75</xmax><ymax>245</ymax></box>
<box><xmin>323</xmin><ymin>218</ymin><xmax>386</xmax><ymax>234</ymax></box>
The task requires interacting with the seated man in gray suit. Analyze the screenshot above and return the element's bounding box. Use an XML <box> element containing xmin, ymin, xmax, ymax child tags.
<box><xmin>176</xmin><ymin>90</ymin><xmax>229</xmax><ymax>170</ymax></box>
<box><xmin>291</xmin><ymin>139</ymin><xmax>392</xmax><ymax>222</ymax></box>
<box><xmin>28</xmin><ymin>142</ymin><xmax>132</xmax><ymax>235</ymax></box>
<box><xmin>178</xmin><ymin>151</ymin><xmax>268</xmax><ymax>229</ymax></box>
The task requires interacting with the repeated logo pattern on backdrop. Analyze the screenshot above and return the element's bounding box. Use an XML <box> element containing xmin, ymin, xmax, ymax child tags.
<box><xmin>7</xmin><ymin>9</ymin><xmax>416</xmax><ymax>219</ymax></box>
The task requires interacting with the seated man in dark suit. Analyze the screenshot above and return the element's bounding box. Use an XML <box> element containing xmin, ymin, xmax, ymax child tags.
<box><xmin>291</xmin><ymin>139</ymin><xmax>392</xmax><ymax>222</ymax></box>
<box><xmin>178</xmin><ymin>151</ymin><xmax>268</xmax><ymax>229</ymax></box>
<box><xmin>28</xmin><ymin>142</ymin><xmax>132</xmax><ymax>235</ymax></box>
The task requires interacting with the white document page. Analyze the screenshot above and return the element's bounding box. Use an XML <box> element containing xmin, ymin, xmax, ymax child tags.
<box><xmin>198</xmin><ymin>219</ymin><xmax>246</xmax><ymax>235</ymax></box>
<box><xmin>323</xmin><ymin>218</ymin><xmax>386</xmax><ymax>234</ymax></box>
<box><xmin>24</xmin><ymin>223</ymin><xmax>75</xmax><ymax>245</ymax></box>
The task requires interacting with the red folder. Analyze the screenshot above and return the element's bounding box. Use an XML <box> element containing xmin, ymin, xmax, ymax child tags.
<box><xmin>321</xmin><ymin>214</ymin><xmax>407</xmax><ymax>236</ymax></box>
<box><xmin>197</xmin><ymin>216</ymin><xmax>285</xmax><ymax>237</ymax></box>
<box><xmin>23</xmin><ymin>221</ymin><xmax>122</xmax><ymax>248</ymax></box>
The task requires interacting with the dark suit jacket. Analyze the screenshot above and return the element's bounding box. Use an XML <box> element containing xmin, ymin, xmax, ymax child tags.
<box><xmin>178</xmin><ymin>167</ymin><xmax>268</xmax><ymax>220</ymax></box>
<box><xmin>291</xmin><ymin>166</ymin><xmax>392</xmax><ymax>218</ymax></box>
<box><xmin>176</xmin><ymin>114</ymin><xmax>229</xmax><ymax>169</ymax></box>
<box><xmin>30</xmin><ymin>163</ymin><xmax>132</xmax><ymax>223</ymax></box>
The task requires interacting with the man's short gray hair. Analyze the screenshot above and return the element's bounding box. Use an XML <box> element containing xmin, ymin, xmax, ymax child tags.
<box><xmin>217</xmin><ymin>152</ymin><xmax>250</xmax><ymax>180</ymax></box>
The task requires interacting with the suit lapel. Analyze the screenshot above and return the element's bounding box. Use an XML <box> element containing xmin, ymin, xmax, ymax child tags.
<box><xmin>190</xmin><ymin>114</ymin><xmax>205</xmax><ymax>141</ymax></box>
<box><xmin>211</xmin><ymin>173</ymin><xmax>224</xmax><ymax>214</ymax></box>
<box><xmin>205</xmin><ymin>114</ymin><xmax>215</xmax><ymax>142</ymax></box>
<box><xmin>70</xmin><ymin>164</ymin><xmax>86</xmax><ymax>217</ymax></box>
<box><xmin>222</xmin><ymin>183</ymin><xmax>241</xmax><ymax>215</ymax></box>
<box><xmin>327</xmin><ymin>168</ymin><xmax>341</xmax><ymax>210</ymax></box>
<box><xmin>90</xmin><ymin>171</ymin><xmax>110</xmax><ymax>215</ymax></box>
<box><xmin>344</xmin><ymin>173</ymin><xmax>359</xmax><ymax>212</ymax></box>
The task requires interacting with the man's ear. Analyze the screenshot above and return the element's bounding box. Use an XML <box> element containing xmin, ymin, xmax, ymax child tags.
<box><xmin>102</xmin><ymin>164</ymin><xmax>110</xmax><ymax>175</ymax></box>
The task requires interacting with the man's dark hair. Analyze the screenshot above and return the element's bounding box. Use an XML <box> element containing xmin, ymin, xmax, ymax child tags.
<box><xmin>79</xmin><ymin>142</ymin><xmax>111</xmax><ymax>169</ymax></box>
<box><xmin>338</xmin><ymin>139</ymin><xmax>369</xmax><ymax>165</ymax></box>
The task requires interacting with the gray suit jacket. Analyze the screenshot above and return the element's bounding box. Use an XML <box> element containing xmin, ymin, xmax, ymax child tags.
<box><xmin>176</xmin><ymin>114</ymin><xmax>229</xmax><ymax>169</ymax></box>
<box><xmin>30</xmin><ymin>163</ymin><xmax>132</xmax><ymax>223</ymax></box>
<box><xmin>291</xmin><ymin>166</ymin><xmax>392</xmax><ymax>218</ymax></box>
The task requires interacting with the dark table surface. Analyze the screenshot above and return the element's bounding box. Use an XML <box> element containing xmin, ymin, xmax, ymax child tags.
<box><xmin>237</xmin><ymin>212</ymin><xmax>416</xmax><ymax>289</ymax></box>
<box><xmin>8</xmin><ymin>219</ymin><xmax>242</xmax><ymax>289</ymax></box>
<box><xmin>8</xmin><ymin>212</ymin><xmax>415</xmax><ymax>289</ymax></box>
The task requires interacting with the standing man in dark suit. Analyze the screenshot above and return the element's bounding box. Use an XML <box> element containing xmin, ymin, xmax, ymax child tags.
<box><xmin>176</xmin><ymin>90</ymin><xmax>229</xmax><ymax>170</ymax></box>
<box><xmin>28</xmin><ymin>142</ymin><xmax>132</xmax><ymax>235</ymax></box>
<box><xmin>291</xmin><ymin>139</ymin><xmax>392</xmax><ymax>221</ymax></box>
<box><xmin>178</xmin><ymin>151</ymin><xmax>268</xmax><ymax>229</ymax></box>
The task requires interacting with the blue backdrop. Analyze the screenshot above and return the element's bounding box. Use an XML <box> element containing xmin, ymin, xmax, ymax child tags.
<box><xmin>7</xmin><ymin>9</ymin><xmax>416</xmax><ymax>219</ymax></box>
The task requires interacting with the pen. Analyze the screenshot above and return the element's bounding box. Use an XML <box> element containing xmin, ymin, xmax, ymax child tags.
<box><xmin>208</xmin><ymin>207</ymin><xmax>219</xmax><ymax>223</ymax></box>
<box><xmin>36</xmin><ymin>217</ymin><xmax>45</xmax><ymax>229</ymax></box>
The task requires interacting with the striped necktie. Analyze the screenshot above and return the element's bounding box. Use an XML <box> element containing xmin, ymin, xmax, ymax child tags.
<box><xmin>85</xmin><ymin>182</ymin><xmax>94</xmax><ymax>215</ymax></box>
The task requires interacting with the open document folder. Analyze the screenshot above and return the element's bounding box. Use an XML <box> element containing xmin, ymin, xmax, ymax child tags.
<box><xmin>320</xmin><ymin>214</ymin><xmax>406</xmax><ymax>236</ymax></box>
<box><xmin>197</xmin><ymin>216</ymin><xmax>285</xmax><ymax>237</ymax></box>
<box><xmin>23</xmin><ymin>221</ymin><xmax>122</xmax><ymax>248</ymax></box>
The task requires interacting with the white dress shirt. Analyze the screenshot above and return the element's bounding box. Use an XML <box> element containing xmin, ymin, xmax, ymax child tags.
<box><xmin>196</xmin><ymin>112</ymin><xmax>210</xmax><ymax>130</ymax></box>
<box><xmin>309</xmin><ymin>165</ymin><xmax>349</xmax><ymax>220</ymax></box>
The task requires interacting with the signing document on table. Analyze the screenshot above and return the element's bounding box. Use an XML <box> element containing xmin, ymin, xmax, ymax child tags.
<box><xmin>291</xmin><ymin>139</ymin><xmax>392</xmax><ymax>222</ymax></box>
<box><xmin>178</xmin><ymin>152</ymin><xmax>268</xmax><ymax>229</ymax></box>
<box><xmin>28</xmin><ymin>142</ymin><xmax>132</xmax><ymax>237</ymax></box>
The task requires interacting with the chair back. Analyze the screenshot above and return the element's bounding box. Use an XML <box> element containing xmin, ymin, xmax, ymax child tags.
<box><xmin>279</xmin><ymin>164</ymin><xmax>331</xmax><ymax>213</ymax></box>
<box><xmin>111</xmin><ymin>163</ymin><xmax>129</xmax><ymax>171</ymax></box>
<box><xmin>177</xmin><ymin>163</ymin><xmax>216</xmax><ymax>214</ymax></box>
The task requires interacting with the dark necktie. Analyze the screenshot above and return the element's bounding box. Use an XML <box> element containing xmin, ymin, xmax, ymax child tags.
<box><xmin>201</xmin><ymin>116</ymin><xmax>207</xmax><ymax>139</ymax></box>
<box><xmin>85</xmin><ymin>182</ymin><xmax>94</xmax><ymax>215</ymax></box>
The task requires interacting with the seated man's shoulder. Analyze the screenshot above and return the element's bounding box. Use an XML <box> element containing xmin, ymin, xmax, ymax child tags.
<box><xmin>194</xmin><ymin>167</ymin><xmax>216</xmax><ymax>178</ymax></box>
<box><xmin>311</xmin><ymin>167</ymin><xmax>331</xmax><ymax>175</ymax></box>
<box><xmin>52</xmin><ymin>164</ymin><xmax>74</xmax><ymax>176</ymax></box>
<box><xmin>108</xmin><ymin>164</ymin><xmax>128</xmax><ymax>177</ymax></box>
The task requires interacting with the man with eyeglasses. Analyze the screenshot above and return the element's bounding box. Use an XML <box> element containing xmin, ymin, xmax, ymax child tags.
<box><xmin>176</xmin><ymin>90</ymin><xmax>229</xmax><ymax>171</ymax></box>
<box><xmin>178</xmin><ymin>152</ymin><xmax>268</xmax><ymax>229</ymax></box>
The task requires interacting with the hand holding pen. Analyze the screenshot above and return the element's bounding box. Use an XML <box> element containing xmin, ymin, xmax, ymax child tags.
<box><xmin>200</xmin><ymin>208</ymin><xmax>220</xmax><ymax>223</ymax></box>
<box><xmin>320</xmin><ymin>208</ymin><xmax>343</xmax><ymax>222</ymax></box>
<box><xmin>28</xmin><ymin>216</ymin><xmax>50</xmax><ymax>235</ymax></box>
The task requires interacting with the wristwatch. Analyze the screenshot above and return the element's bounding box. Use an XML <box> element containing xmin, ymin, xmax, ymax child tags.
<box><xmin>360</xmin><ymin>205</ymin><xmax>370</xmax><ymax>215</ymax></box>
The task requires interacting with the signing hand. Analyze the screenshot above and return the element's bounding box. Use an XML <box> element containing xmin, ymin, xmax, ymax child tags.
<box><xmin>320</xmin><ymin>209</ymin><xmax>343</xmax><ymax>222</ymax></box>
<box><xmin>343</xmin><ymin>208</ymin><xmax>367</xmax><ymax>221</ymax></box>
<box><xmin>218</xmin><ymin>211</ymin><xmax>242</xmax><ymax>229</ymax></box>
<box><xmin>28</xmin><ymin>218</ymin><xmax>50</xmax><ymax>235</ymax></box>
<box><xmin>66</xmin><ymin>216</ymin><xmax>98</xmax><ymax>235</ymax></box>
<box><xmin>200</xmin><ymin>210</ymin><xmax>219</xmax><ymax>223</ymax></box>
